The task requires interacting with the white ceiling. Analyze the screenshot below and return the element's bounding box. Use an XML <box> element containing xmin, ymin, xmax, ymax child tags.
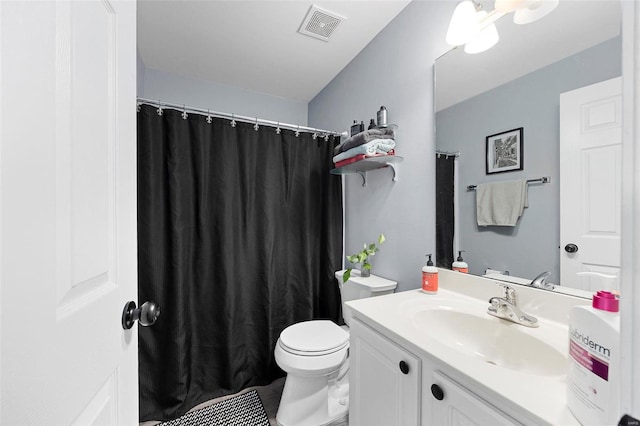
<box><xmin>137</xmin><ymin>0</ymin><xmax>412</xmax><ymax>103</ymax></box>
<box><xmin>138</xmin><ymin>1</ymin><xmax>622</xmax><ymax>107</ymax></box>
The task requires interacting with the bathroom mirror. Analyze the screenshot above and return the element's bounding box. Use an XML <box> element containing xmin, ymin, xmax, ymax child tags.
<box><xmin>435</xmin><ymin>0</ymin><xmax>622</xmax><ymax>297</ymax></box>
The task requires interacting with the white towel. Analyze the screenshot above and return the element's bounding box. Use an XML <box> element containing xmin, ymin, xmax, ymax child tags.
<box><xmin>476</xmin><ymin>180</ymin><xmax>528</xmax><ymax>226</ymax></box>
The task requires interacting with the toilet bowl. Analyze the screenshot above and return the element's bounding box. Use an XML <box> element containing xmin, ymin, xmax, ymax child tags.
<box><xmin>274</xmin><ymin>270</ymin><xmax>397</xmax><ymax>426</ymax></box>
<box><xmin>274</xmin><ymin>320</ymin><xmax>350</xmax><ymax>426</ymax></box>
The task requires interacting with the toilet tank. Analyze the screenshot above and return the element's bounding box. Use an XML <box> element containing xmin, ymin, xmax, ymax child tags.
<box><xmin>334</xmin><ymin>270</ymin><xmax>398</xmax><ymax>327</ymax></box>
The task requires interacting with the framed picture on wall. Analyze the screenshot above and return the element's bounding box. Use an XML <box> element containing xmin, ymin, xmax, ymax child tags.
<box><xmin>486</xmin><ymin>127</ymin><xmax>524</xmax><ymax>174</ymax></box>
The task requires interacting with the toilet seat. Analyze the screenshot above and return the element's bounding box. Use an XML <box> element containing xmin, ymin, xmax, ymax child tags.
<box><xmin>279</xmin><ymin>320</ymin><xmax>349</xmax><ymax>356</ymax></box>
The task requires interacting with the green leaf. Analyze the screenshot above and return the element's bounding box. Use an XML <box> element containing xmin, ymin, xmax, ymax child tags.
<box><xmin>368</xmin><ymin>243</ymin><xmax>376</xmax><ymax>251</ymax></box>
<box><xmin>346</xmin><ymin>254</ymin><xmax>358</xmax><ymax>264</ymax></box>
<box><xmin>343</xmin><ymin>269</ymin><xmax>352</xmax><ymax>283</ymax></box>
<box><xmin>363</xmin><ymin>263</ymin><xmax>372</xmax><ymax>270</ymax></box>
<box><xmin>378</xmin><ymin>234</ymin><xmax>385</xmax><ymax>244</ymax></box>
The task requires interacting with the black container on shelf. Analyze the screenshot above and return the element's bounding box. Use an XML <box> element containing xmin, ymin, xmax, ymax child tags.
<box><xmin>350</xmin><ymin>120</ymin><xmax>364</xmax><ymax>136</ymax></box>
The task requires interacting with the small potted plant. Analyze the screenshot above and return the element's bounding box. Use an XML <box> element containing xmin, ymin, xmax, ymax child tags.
<box><xmin>343</xmin><ymin>234</ymin><xmax>385</xmax><ymax>283</ymax></box>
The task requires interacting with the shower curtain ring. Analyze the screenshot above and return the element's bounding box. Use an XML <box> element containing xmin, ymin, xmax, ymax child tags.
<box><xmin>276</xmin><ymin>122</ymin><xmax>281</xmax><ymax>134</ymax></box>
<box><xmin>254</xmin><ymin>117</ymin><xmax>259</xmax><ymax>131</ymax></box>
<box><xmin>312</xmin><ymin>132</ymin><xmax>318</xmax><ymax>140</ymax></box>
<box><xmin>182</xmin><ymin>104</ymin><xmax>188</xmax><ymax>120</ymax></box>
<box><xmin>157</xmin><ymin>100</ymin><xmax>163</xmax><ymax>116</ymax></box>
<box><xmin>136</xmin><ymin>102</ymin><xmax>141</xmax><ymax>113</ymax></box>
<box><xmin>324</xmin><ymin>133</ymin><xmax>329</xmax><ymax>141</ymax></box>
<box><xmin>206</xmin><ymin>109</ymin><xmax>212</xmax><ymax>124</ymax></box>
<box><xmin>231</xmin><ymin>113</ymin><xmax>236</xmax><ymax>128</ymax></box>
<box><xmin>295</xmin><ymin>126</ymin><xmax>300</xmax><ymax>137</ymax></box>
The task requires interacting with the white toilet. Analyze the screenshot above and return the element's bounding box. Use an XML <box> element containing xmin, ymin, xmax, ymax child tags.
<box><xmin>274</xmin><ymin>270</ymin><xmax>397</xmax><ymax>426</ymax></box>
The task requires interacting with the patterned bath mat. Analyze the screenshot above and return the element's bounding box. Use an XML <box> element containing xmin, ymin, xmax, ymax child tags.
<box><xmin>159</xmin><ymin>389</ymin><xmax>270</xmax><ymax>426</ymax></box>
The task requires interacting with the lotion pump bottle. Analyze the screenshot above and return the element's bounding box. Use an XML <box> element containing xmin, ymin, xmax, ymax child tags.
<box><xmin>567</xmin><ymin>272</ymin><xmax>620</xmax><ymax>426</ymax></box>
<box><xmin>452</xmin><ymin>250</ymin><xmax>468</xmax><ymax>273</ymax></box>
<box><xmin>422</xmin><ymin>254</ymin><xmax>438</xmax><ymax>294</ymax></box>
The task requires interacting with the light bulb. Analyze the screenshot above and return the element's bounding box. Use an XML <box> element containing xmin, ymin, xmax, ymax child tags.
<box><xmin>494</xmin><ymin>0</ymin><xmax>528</xmax><ymax>13</ymax></box>
<box><xmin>514</xmin><ymin>0</ymin><xmax>559</xmax><ymax>24</ymax></box>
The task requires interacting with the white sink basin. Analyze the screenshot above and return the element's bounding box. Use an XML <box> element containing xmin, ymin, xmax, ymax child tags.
<box><xmin>411</xmin><ymin>308</ymin><xmax>566</xmax><ymax>376</ymax></box>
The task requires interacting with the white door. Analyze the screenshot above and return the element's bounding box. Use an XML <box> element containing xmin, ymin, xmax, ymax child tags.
<box><xmin>560</xmin><ymin>77</ymin><xmax>622</xmax><ymax>292</ymax></box>
<box><xmin>1</xmin><ymin>1</ymin><xmax>138</xmax><ymax>425</ymax></box>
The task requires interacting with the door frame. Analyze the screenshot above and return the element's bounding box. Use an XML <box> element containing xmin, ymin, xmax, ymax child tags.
<box><xmin>620</xmin><ymin>0</ymin><xmax>639</xmax><ymax>418</ymax></box>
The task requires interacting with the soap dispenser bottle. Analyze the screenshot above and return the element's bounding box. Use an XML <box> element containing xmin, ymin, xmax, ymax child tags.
<box><xmin>567</xmin><ymin>273</ymin><xmax>620</xmax><ymax>426</ymax></box>
<box><xmin>452</xmin><ymin>250</ymin><xmax>468</xmax><ymax>273</ymax></box>
<box><xmin>422</xmin><ymin>254</ymin><xmax>438</xmax><ymax>294</ymax></box>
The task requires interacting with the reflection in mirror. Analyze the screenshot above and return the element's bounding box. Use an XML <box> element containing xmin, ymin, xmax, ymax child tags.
<box><xmin>435</xmin><ymin>0</ymin><xmax>621</xmax><ymax>298</ymax></box>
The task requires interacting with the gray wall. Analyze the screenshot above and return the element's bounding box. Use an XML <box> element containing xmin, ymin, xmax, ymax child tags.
<box><xmin>308</xmin><ymin>1</ymin><xmax>453</xmax><ymax>292</ymax></box>
<box><xmin>436</xmin><ymin>37</ymin><xmax>622</xmax><ymax>283</ymax></box>
<box><xmin>141</xmin><ymin>67</ymin><xmax>308</xmax><ymax>125</ymax></box>
<box><xmin>137</xmin><ymin>48</ymin><xmax>145</xmax><ymax>96</ymax></box>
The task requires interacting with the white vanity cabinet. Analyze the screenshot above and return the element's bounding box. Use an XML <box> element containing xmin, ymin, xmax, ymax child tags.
<box><xmin>350</xmin><ymin>316</ymin><xmax>523</xmax><ymax>426</ymax></box>
<box><xmin>349</xmin><ymin>317</ymin><xmax>421</xmax><ymax>426</ymax></box>
<box><xmin>347</xmin><ymin>274</ymin><xmax>585</xmax><ymax>425</ymax></box>
<box><xmin>428</xmin><ymin>371</ymin><xmax>522</xmax><ymax>425</ymax></box>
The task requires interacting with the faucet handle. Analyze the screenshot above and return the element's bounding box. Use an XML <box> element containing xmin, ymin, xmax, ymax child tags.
<box><xmin>496</xmin><ymin>283</ymin><xmax>517</xmax><ymax>304</ymax></box>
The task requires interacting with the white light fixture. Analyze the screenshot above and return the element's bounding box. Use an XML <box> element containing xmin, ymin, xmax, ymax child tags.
<box><xmin>446</xmin><ymin>0</ymin><xmax>558</xmax><ymax>54</ymax></box>
<box><xmin>513</xmin><ymin>0</ymin><xmax>559</xmax><ymax>24</ymax></box>
<box><xmin>445</xmin><ymin>0</ymin><xmax>479</xmax><ymax>46</ymax></box>
<box><xmin>464</xmin><ymin>11</ymin><xmax>499</xmax><ymax>54</ymax></box>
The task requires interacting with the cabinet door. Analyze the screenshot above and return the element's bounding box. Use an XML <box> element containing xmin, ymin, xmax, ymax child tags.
<box><xmin>429</xmin><ymin>371</ymin><xmax>521</xmax><ymax>425</ymax></box>
<box><xmin>350</xmin><ymin>318</ymin><xmax>421</xmax><ymax>426</ymax></box>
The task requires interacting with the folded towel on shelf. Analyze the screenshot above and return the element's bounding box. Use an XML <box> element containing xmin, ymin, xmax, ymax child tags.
<box><xmin>333</xmin><ymin>128</ymin><xmax>396</xmax><ymax>155</ymax></box>
<box><xmin>335</xmin><ymin>154</ymin><xmax>367</xmax><ymax>168</ymax></box>
<box><xmin>334</xmin><ymin>149</ymin><xmax>396</xmax><ymax>168</ymax></box>
<box><xmin>476</xmin><ymin>180</ymin><xmax>528</xmax><ymax>227</ymax></box>
<box><xmin>332</xmin><ymin>139</ymin><xmax>396</xmax><ymax>163</ymax></box>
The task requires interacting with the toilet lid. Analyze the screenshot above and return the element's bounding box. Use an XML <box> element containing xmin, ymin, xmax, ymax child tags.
<box><xmin>279</xmin><ymin>320</ymin><xmax>349</xmax><ymax>356</ymax></box>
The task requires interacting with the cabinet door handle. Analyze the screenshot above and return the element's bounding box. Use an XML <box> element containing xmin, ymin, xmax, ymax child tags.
<box><xmin>431</xmin><ymin>384</ymin><xmax>445</xmax><ymax>401</ymax></box>
<box><xmin>399</xmin><ymin>360</ymin><xmax>410</xmax><ymax>374</ymax></box>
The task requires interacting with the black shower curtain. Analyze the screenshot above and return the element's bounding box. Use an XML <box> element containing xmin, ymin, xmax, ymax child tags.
<box><xmin>436</xmin><ymin>155</ymin><xmax>455</xmax><ymax>268</ymax></box>
<box><xmin>137</xmin><ymin>104</ymin><xmax>343</xmax><ymax>422</ymax></box>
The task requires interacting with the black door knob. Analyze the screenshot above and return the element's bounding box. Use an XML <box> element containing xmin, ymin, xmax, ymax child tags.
<box><xmin>399</xmin><ymin>361</ymin><xmax>410</xmax><ymax>374</ymax></box>
<box><xmin>565</xmin><ymin>243</ymin><xmax>579</xmax><ymax>253</ymax></box>
<box><xmin>122</xmin><ymin>301</ymin><xmax>161</xmax><ymax>330</ymax></box>
<box><xmin>431</xmin><ymin>384</ymin><xmax>445</xmax><ymax>401</ymax></box>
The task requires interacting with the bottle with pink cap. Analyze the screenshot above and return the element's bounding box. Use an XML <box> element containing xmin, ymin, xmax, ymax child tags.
<box><xmin>567</xmin><ymin>272</ymin><xmax>620</xmax><ymax>426</ymax></box>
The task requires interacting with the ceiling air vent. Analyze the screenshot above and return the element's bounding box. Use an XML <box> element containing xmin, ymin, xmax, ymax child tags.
<box><xmin>298</xmin><ymin>5</ymin><xmax>345</xmax><ymax>42</ymax></box>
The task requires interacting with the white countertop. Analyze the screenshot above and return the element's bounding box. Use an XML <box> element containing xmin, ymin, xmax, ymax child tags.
<box><xmin>346</xmin><ymin>269</ymin><xmax>587</xmax><ymax>426</ymax></box>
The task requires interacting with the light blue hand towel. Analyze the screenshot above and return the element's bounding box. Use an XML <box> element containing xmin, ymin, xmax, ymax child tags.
<box><xmin>476</xmin><ymin>180</ymin><xmax>528</xmax><ymax>226</ymax></box>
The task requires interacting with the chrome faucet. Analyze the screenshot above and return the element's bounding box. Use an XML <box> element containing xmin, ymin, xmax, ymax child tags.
<box><xmin>530</xmin><ymin>271</ymin><xmax>554</xmax><ymax>290</ymax></box>
<box><xmin>487</xmin><ymin>284</ymin><xmax>539</xmax><ymax>328</ymax></box>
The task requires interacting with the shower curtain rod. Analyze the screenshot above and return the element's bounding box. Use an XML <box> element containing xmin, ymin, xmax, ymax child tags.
<box><xmin>137</xmin><ymin>97</ymin><xmax>345</xmax><ymax>137</ymax></box>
